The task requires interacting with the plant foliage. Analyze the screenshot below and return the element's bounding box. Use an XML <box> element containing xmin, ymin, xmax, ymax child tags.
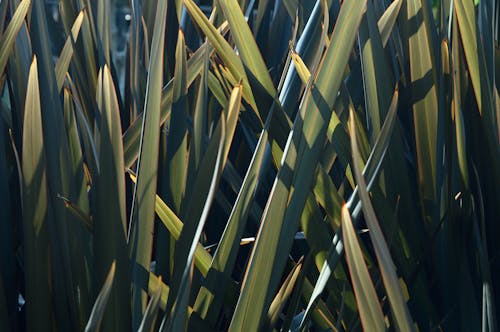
<box><xmin>0</xmin><ymin>0</ymin><xmax>499</xmax><ymax>331</ymax></box>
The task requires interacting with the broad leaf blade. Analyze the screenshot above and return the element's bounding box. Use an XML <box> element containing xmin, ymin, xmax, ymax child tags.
<box><xmin>407</xmin><ymin>0</ymin><xmax>439</xmax><ymax>219</ymax></box>
<box><xmin>130</xmin><ymin>0</ymin><xmax>168</xmax><ymax>328</ymax></box>
<box><xmin>22</xmin><ymin>55</ymin><xmax>52</xmax><ymax>332</ymax></box>
<box><xmin>94</xmin><ymin>65</ymin><xmax>131</xmax><ymax>332</ymax></box>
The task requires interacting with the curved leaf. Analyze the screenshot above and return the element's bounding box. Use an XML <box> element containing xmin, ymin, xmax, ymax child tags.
<box><xmin>0</xmin><ymin>0</ymin><xmax>31</xmax><ymax>77</ymax></box>
<box><xmin>85</xmin><ymin>262</ymin><xmax>116</xmax><ymax>332</ymax></box>
<box><xmin>342</xmin><ymin>205</ymin><xmax>385</xmax><ymax>332</ymax></box>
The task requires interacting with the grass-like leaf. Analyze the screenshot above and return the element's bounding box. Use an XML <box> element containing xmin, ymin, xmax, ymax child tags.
<box><xmin>56</xmin><ymin>10</ymin><xmax>85</xmax><ymax>91</ymax></box>
<box><xmin>341</xmin><ymin>205</ymin><xmax>385</xmax><ymax>332</ymax></box>
<box><xmin>130</xmin><ymin>0</ymin><xmax>168</xmax><ymax>327</ymax></box>
<box><xmin>349</xmin><ymin>108</ymin><xmax>414</xmax><ymax>332</ymax></box>
<box><xmin>94</xmin><ymin>65</ymin><xmax>130</xmax><ymax>331</ymax></box>
<box><xmin>85</xmin><ymin>262</ymin><xmax>116</xmax><ymax>332</ymax></box>
<box><xmin>22</xmin><ymin>56</ymin><xmax>51</xmax><ymax>332</ymax></box>
<box><xmin>0</xmin><ymin>0</ymin><xmax>31</xmax><ymax>78</ymax></box>
<box><xmin>407</xmin><ymin>0</ymin><xmax>439</xmax><ymax>219</ymax></box>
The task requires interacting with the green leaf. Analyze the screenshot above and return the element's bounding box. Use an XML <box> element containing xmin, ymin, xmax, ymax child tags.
<box><xmin>164</xmin><ymin>118</ymin><xmax>225</xmax><ymax>332</ymax></box>
<box><xmin>341</xmin><ymin>205</ymin><xmax>385</xmax><ymax>332</ymax></box>
<box><xmin>123</xmin><ymin>41</ymin><xmax>208</xmax><ymax>168</ymax></box>
<box><xmin>31</xmin><ymin>1</ymin><xmax>82</xmax><ymax>327</ymax></box>
<box><xmin>267</xmin><ymin>259</ymin><xmax>303</xmax><ymax>328</ymax></box>
<box><xmin>183</xmin><ymin>0</ymin><xmax>260</xmax><ymax>117</ymax></box>
<box><xmin>165</xmin><ymin>29</ymin><xmax>189</xmax><ymax>213</ymax></box>
<box><xmin>377</xmin><ymin>0</ymin><xmax>403</xmax><ymax>47</ymax></box>
<box><xmin>22</xmin><ymin>55</ymin><xmax>51</xmax><ymax>332</ymax></box>
<box><xmin>222</xmin><ymin>85</ymin><xmax>243</xmax><ymax>163</ymax></box>
<box><xmin>147</xmin><ymin>272</ymin><xmax>170</xmax><ymax>312</ymax></box>
<box><xmin>94</xmin><ymin>65</ymin><xmax>131</xmax><ymax>331</ymax></box>
<box><xmin>130</xmin><ymin>0</ymin><xmax>168</xmax><ymax>328</ymax></box>
<box><xmin>85</xmin><ymin>262</ymin><xmax>116</xmax><ymax>332</ymax></box>
<box><xmin>191</xmin><ymin>44</ymin><xmax>210</xmax><ymax>171</ymax></box>
<box><xmin>96</xmin><ymin>0</ymin><xmax>111</xmax><ymax>64</ymax></box>
<box><xmin>302</xmin><ymin>89</ymin><xmax>399</xmax><ymax>329</ymax></box>
<box><xmin>128</xmin><ymin>172</ymin><xmax>213</xmax><ymax>276</ymax></box>
<box><xmin>56</xmin><ymin>10</ymin><xmax>85</xmax><ymax>91</ymax></box>
<box><xmin>59</xmin><ymin>195</ymin><xmax>92</xmax><ymax>231</ymax></box>
<box><xmin>138</xmin><ymin>277</ymin><xmax>163</xmax><ymax>332</ymax></box>
<box><xmin>407</xmin><ymin>0</ymin><xmax>439</xmax><ymax>218</ymax></box>
<box><xmin>359</xmin><ymin>0</ymin><xmax>394</xmax><ymax>141</ymax></box>
<box><xmin>193</xmin><ymin>115</ymin><xmax>269</xmax><ymax>322</ymax></box>
<box><xmin>349</xmin><ymin>108</ymin><xmax>414</xmax><ymax>332</ymax></box>
<box><xmin>218</xmin><ymin>0</ymin><xmax>276</xmax><ymax>96</ymax></box>
<box><xmin>290</xmin><ymin>50</ymin><xmax>311</xmax><ymax>85</ymax></box>
<box><xmin>0</xmin><ymin>0</ymin><xmax>31</xmax><ymax>77</ymax></box>
<box><xmin>451</xmin><ymin>15</ymin><xmax>469</xmax><ymax>189</ymax></box>
<box><xmin>63</xmin><ymin>87</ymin><xmax>90</xmax><ymax>217</ymax></box>
<box><xmin>454</xmin><ymin>0</ymin><xmax>482</xmax><ymax>112</ymax></box>
<box><xmin>230</xmin><ymin>0</ymin><xmax>367</xmax><ymax>329</ymax></box>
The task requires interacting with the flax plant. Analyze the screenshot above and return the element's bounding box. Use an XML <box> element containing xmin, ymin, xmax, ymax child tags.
<box><xmin>0</xmin><ymin>0</ymin><xmax>499</xmax><ymax>331</ymax></box>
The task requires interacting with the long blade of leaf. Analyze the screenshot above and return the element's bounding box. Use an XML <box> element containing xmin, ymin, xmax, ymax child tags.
<box><xmin>454</xmin><ymin>0</ymin><xmax>482</xmax><ymax>112</ymax></box>
<box><xmin>22</xmin><ymin>55</ymin><xmax>51</xmax><ymax>332</ymax></box>
<box><xmin>218</xmin><ymin>0</ymin><xmax>275</xmax><ymax>96</ymax></box>
<box><xmin>138</xmin><ymin>277</ymin><xmax>163</xmax><ymax>332</ymax></box>
<box><xmin>341</xmin><ymin>205</ymin><xmax>385</xmax><ymax>332</ymax></box>
<box><xmin>55</xmin><ymin>10</ymin><xmax>85</xmax><ymax>91</ymax></box>
<box><xmin>165</xmin><ymin>29</ymin><xmax>189</xmax><ymax>213</ymax></box>
<box><xmin>230</xmin><ymin>0</ymin><xmax>367</xmax><ymax>329</ymax></box>
<box><xmin>407</xmin><ymin>0</ymin><xmax>439</xmax><ymax>218</ymax></box>
<box><xmin>302</xmin><ymin>90</ymin><xmax>399</xmax><ymax>328</ymax></box>
<box><xmin>94</xmin><ymin>65</ymin><xmax>131</xmax><ymax>331</ymax></box>
<box><xmin>349</xmin><ymin>108</ymin><xmax>414</xmax><ymax>332</ymax></box>
<box><xmin>266</xmin><ymin>259</ymin><xmax>303</xmax><ymax>328</ymax></box>
<box><xmin>85</xmin><ymin>262</ymin><xmax>116</xmax><ymax>332</ymax></box>
<box><xmin>164</xmin><ymin>119</ymin><xmax>225</xmax><ymax>331</ymax></box>
<box><xmin>0</xmin><ymin>0</ymin><xmax>31</xmax><ymax>77</ymax></box>
<box><xmin>193</xmin><ymin>115</ymin><xmax>269</xmax><ymax>321</ymax></box>
<box><xmin>128</xmin><ymin>172</ymin><xmax>213</xmax><ymax>276</ymax></box>
<box><xmin>377</xmin><ymin>0</ymin><xmax>403</xmax><ymax>47</ymax></box>
<box><xmin>123</xmin><ymin>40</ymin><xmax>209</xmax><ymax>168</ymax></box>
<box><xmin>183</xmin><ymin>0</ymin><xmax>260</xmax><ymax>116</ymax></box>
<box><xmin>130</xmin><ymin>0</ymin><xmax>168</xmax><ymax>328</ymax></box>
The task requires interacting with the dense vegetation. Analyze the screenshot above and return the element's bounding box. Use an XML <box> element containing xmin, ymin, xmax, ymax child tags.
<box><xmin>0</xmin><ymin>0</ymin><xmax>499</xmax><ymax>331</ymax></box>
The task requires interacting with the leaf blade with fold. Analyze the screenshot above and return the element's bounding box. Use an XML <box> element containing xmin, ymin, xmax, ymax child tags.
<box><xmin>0</xmin><ymin>0</ymin><xmax>31</xmax><ymax>77</ymax></box>
<box><xmin>341</xmin><ymin>205</ymin><xmax>385</xmax><ymax>332</ymax></box>
<box><xmin>349</xmin><ymin>108</ymin><xmax>414</xmax><ymax>332</ymax></box>
<box><xmin>94</xmin><ymin>65</ymin><xmax>131</xmax><ymax>332</ymax></box>
<box><xmin>378</xmin><ymin>0</ymin><xmax>403</xmax><ymax>47</ymax></box>
<box><xmin>182</xmin><ymin>0</ymin><xmax>260</xmax><ymax>116</ymax></box>
<box><xmin>218</xmin><ymin>0</ymin><xmax>275</xmax><ymax>96</ymax></box>
<box><xmin>22</xmin><ymin>55</ymin><xmax>52</xmax><ymax>332</ymax></box>
<box><xmin>85</xmin><ymin>262</ymin><xmax>117</xmax><ymax>332</ymax></box>
<box><xmin>55</xmin><ymin>10</ymin><xmax>85</xmax><ymax>91</ymax></box>
<box><xmin>230</xmin><ymin>0</ymin><xmax>367</xmax><ymax>329</ymax></box>
<box><xmin>130</xmin><ymin>0</ymin><xmax>168</xmax><ymax>327</ymax></box>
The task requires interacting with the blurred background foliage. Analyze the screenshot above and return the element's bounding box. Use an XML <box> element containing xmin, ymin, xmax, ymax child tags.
<box><xmin>0</xmin><ymin>0</ymin><xmax>499</xmax><ymax>331</ymax></box>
